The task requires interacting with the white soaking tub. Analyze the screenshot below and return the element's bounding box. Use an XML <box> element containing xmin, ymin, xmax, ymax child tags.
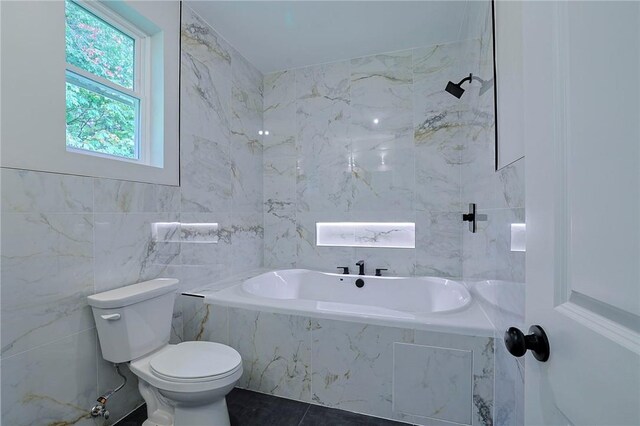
<box><xmin>190</xmin><ymin>269</ymin><xmax>493</xmax><ymax>336</ymax></box>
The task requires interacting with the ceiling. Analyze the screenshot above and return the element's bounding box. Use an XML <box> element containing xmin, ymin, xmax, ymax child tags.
<box><xmin>185</xmin><ymin>1</ymin><xmax>489</xmax><ymax>74</ymax></box>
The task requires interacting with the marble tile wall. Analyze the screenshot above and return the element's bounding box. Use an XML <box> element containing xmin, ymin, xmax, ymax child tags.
<box><xmin>262</xmin><ymin>40</ymin><xmax>485</xmax><ymax>278</ymax></box>
<box><xmin>182</xmin><ymin>298</ymin><xmax>495</xmax><ymax>426</ymax></box>
<box><xmin>0</xmin><ymin>6</ymin><xmax>263</xmax><ymax>426</ymax></box>
<box><xmin>460</xmin><ymin>4</ymin><xmax>526</xmax><ymax>425</ymax></box>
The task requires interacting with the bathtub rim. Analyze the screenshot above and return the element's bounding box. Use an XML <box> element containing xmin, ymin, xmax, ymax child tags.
<box><xmin>184</xmin><ymin>268</ymin><xmax>496</xmax><ymax>338</ymax></box>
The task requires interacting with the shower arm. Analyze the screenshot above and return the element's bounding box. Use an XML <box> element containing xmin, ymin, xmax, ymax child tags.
<box><xmin>456</xmin><ymin>73</ymin><xmax>487</xmax><ymax>87</ymax></box>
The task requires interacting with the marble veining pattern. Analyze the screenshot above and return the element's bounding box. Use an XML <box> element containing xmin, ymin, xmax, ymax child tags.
<box><xmin>187</xmin><ymin>297</ymin><xmax>495</xmax><ymax>426</ymax></box>
<box><xmin>228</xmin><ymin>308</ymin><xmax>312</xmax><ymax>402</ymax></box>
<box><xmin>0</xmin><ymin>5</ymin><xmax>264</xmax><ymax>425</ymax></box>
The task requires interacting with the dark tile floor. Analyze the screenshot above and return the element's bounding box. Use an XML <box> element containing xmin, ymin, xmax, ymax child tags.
<box><xmin>115</xmin><ymin>388</ymin><xmax>410</xmax><ymax>426</ymax></box>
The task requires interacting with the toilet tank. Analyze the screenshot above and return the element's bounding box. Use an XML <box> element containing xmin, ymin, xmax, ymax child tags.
<box><xmin>88</xmin><ymin>278</ymin><xmax>179</xmax><ymax>363</ymax></box>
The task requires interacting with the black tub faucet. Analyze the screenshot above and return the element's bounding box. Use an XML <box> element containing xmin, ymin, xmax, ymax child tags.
<box><xmin>355</xmin><ymin>260</ymin><xmax>365</xmax><ymax>275</ymax></box>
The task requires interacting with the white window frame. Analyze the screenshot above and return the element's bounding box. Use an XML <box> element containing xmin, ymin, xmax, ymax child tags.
<box><xmin>1</xmin><ymin>0</ymin><xmax>180</xmax><ymax>186</ymax></box>
<box><xmin>65</xmin><ymin>0</ymin><xmax>151</xmax><ymax>164</ymax></box>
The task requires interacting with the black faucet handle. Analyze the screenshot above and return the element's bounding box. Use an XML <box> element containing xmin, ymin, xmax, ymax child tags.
<box><xmin>375</xmin><ymin>268</ymin><xmax>388</xmax><ymax>277</ymax></box>
<box><xmin>337</xmin><ymin>266</ymin><xmax>350</xmax><ymax>274</ymax></box>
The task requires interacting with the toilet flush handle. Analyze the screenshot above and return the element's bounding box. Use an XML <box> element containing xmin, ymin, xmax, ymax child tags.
<box><xmin>101</xmin><ymin>313</ymin><xmax>121</xmax><ymax>321</ymax></box>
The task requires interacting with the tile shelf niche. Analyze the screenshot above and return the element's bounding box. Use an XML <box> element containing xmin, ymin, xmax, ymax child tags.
<box><xmin>315</xmin><ymin>222</ymin><xmax>415</xmax><ymax>249</ymax></box>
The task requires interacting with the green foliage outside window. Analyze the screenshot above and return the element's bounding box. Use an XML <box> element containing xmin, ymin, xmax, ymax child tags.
<box><xmin>65</xmin><ymin>0</ymin><xmax>138</xmax><ymax>159</ymax></box>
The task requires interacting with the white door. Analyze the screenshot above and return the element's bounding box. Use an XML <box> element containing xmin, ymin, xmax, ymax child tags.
<box><xmin>520</xmin><ymin>1</ymin><xmax>640</xmax><ymax>425</ymax></box>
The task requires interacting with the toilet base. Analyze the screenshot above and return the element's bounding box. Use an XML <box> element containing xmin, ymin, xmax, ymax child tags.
<box><xmin>174</xmin><ymin>398</ymin><xmax>230</xmax><ymax>426</ymax></box>
<box><xmin>137</xmin><ymin>374</ymin><xmax>237</xmax><ymax>426</ymax></box>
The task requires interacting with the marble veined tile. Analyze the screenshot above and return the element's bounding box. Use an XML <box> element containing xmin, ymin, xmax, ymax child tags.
<box><xmin>415</xmin><ymin>211</ymin><xmax>462</xmax><ymax>278</ymax></box>
<box><xmin>351</xmin><ymin>146</ymin><xmax>415</xmax><ymax>212</ymax></box>
<box><xmin>231</xmin><ymin>50</ymin><xmax>263</xmax><ymax>213</ymax></box>
<box><xmin>264</xmin><ymin>155</ymin><xmax>297</xmax><ymax>210</ymax></box>
<box><xmin>393</xmin><ymin>343</ymin><xmax>473</xmax><ymax>424</ymax></box>
<box><xmin>180</xmin><ymin>135</ymin><xmax>232</xmax><ymax>213</ymax></box>
<box><xmin>1</xmin><ymin>330</ymin><xmax>96</xmax><ymax>426</ymax></box>
<box><xmin>411</xmin><ymin>331</ymin><xmax>495</xmax><ymax>426</ymax></box>
<box><xmin>311</xmin><ymin>319</ymin><xmax>413</xmax><ymax>419</ymax></box>
<box><xmin>351</xmin><ymin>51</ymin><xmax>413</xmax><ymax>153</ymax></box>
<box><xmin>94</xmin><ymin>213</ymin><xmax>180</xmax><ymax>292</ymax></box>
<box><xmin>179</xmin><ymin>213</ymin><xmax>229</xmax><ymax>267</ymax></box>
<box><xmin>182</xmin><ymin>296</ymin><xmax>229</xmax><ymax>345</ymax></box>
<box><xmin>296</xmin><ymin>212</ymin><xmax>355</xmax><ymax>272</ymax></box>
<box><xmin>315</xmin><ymin>222</ymin><xmax>415</xmax><ymax>249</ymax></box>
<box><xmin>1</xmin><ymin>213</ymin><xmax>94</xmax><ymax>357</ymax></box>
<box><xmin>228</xmin><ymin>308</ymin><xmax>312</xmax><ymax>401</ymax></box>
<box><xmin>264</xmin><ymin>200</ymin><xmax>297</xmax><ymax>268</ymax></box>
<box><xmin>181</xmin><ymin>6</ymin><xmax>232</xmax><ymax>143</ymax></box>
<box><xmin>296</xmin><ymin>62</ymin><xmax>352</xmax><ymax>214</ymax></box>
<box><xmin>1</xmin><ymin>168</ymin><xmax>93</xmax><ymax>213</ymax></box>
<box><xmin>93</xmin><ymin>178</ymin><xmax>179</xmax><ymax>213</ymax></box>
<box><xmin>97</xmin><ymin>358</ymin><xmax>142</xmax><ymax>423</ymax></box>
<box><xmin>462</xmin><ymin>208</ymin><xmax>525</xmax><ymax>283</ymax></box>
<box><xmin>264</xmin><ymin>70</ymin><xmax>296</xmax><ymax>148</ymax></box>
<box><xmin>351</xmin><ymin>51</ymin><xmax>413</xmax><ymax>86</ymax></box>
<box><xmin>296</xmin><ymin>61</ymin><xmax>350</xmax><ymax>102</ymax></box>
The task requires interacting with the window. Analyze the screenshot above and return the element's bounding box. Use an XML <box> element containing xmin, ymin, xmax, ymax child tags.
<box><xmin>2</xmin><ymin>1</ymin><xmax>179</xmax><ymax>185</ymax></box>
<box><xmin>65</xmin><ymin>0</ymin><xmax>146</xmax><ymax>161</ymax></box>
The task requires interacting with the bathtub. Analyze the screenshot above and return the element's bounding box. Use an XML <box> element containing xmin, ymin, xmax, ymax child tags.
<box><xmin>189</xmin><ymin>268</ymin><xmax>493</xmax><ymax>337</ymax></box>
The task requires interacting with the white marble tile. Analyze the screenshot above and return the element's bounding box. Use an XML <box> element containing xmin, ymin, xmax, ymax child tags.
<box><xmin>296</xmin><ymin>61</ymin><xmax>352</xmax><ymax>213</ymax></box>
<box><xmin>182</xmin><ymin>296</ymin><xmax>229</xmax><ymax>345</ymax></box>
<box><xmin>351</xmin><ymin>247</ymin><xmax>415</xmax><ymax>277</ymax></box>
<box><xmin>227</xmin><ymin>212</ymin><xmax>264</xmax><ymax>274</ymax></box>
<box><xmin>316</xmin><ymin>222</ymin><xmax>415</xmax><ymax>249</ymax></box>
<box><xmin>1</xmin><ymin>168</ymin><xmax>93</xmax><ymax>213</ymax></box>
<box><xmin>170</xmin><ymin>309</ymin><xmax>184</xmax><ymax>344</ymax></box>
<box><xmin>411</xmin><ymin>331</ymin><xmax>494</xmax><ymax>426</ymax></box>
<box><xmin>264</xmin><ymin>201</ymin><xmax>297</xmax><ymax>268</ymax></box>
<box><xmin>296</xmin><ymin>212</ymin><xmax>355</xmax><ymax>272</ymax></box>
<box><xmin>180</xmin><ymin>221</ymin><xmax>219</xmax><ymax>244</ymax></box>
<box><xmin>180</xmin><ymin>135</ymin><xmax>232</xmax><ymax>213</ymax></box>
<box><xmin>1</xmin><ymin>213</ymin><xmax>94</xmax><ymax>356</ymax></box>
<box><xmin>97</xmin><ymin>358</ymin><xmax>143</xmax><ymax>423</ymax></box>
<box><xmin>393</xmin><ymin>343</ymin><xmax>473</xmax><ymax>424</ymax></box>
<box><xmin>351</xmin><ymin>50</ymin><xmax>413</xmax><ymax>150</ymax></box>
<box><xmin>351</xmin><ymin>146</ymin><xmax>415</xmax><ymax>212</ymax></box>
<box><xmin>180</xmin><ymin>6</ymin><xmax>232</xmax><ymax>144</ymax></box>
<box><xmin>94</xmin><ymin>213</ymin><xmax>181</xmax><ymax>292</ymax></box>
<box><xmin>264</xmin><ymin>154</ymin><xmax>297</xmax><ymax>205</ymax></box>
<box><xmin>231</xmin><ymin>50</ymin><xmax>263</xmax><ymax>213</ymax></box>
<box><xmin>264</xmin><ymin>70</ymin><xmax>296</xmax><ymax>151</ymax></box>
<box><xmin>311</xmin><ymin>319</ymin><xmax>414</xmax><ymax>419</ymax></box>
<box><xmin>1</xmin><ymin>330</ymin><xmax>97</xmax><ymax>426</ymax></box>
<box><xmin>179</xmin><ymin>213</ymin><xmax>229</xmax><ymax>268</ymax></box>
<box><xmin>462</xmin><ymin>208</ymin><xmax>526</xmax><ymax>282</ymax></box>
<box><xmin>415</xmin><ymin>211</ymin><xmax>463</xmax><ymax>278</ymax></box>
<box><xmin>178</xmin><ymin>265</ymin><xmax>227</xmax><ymax>292</ymax></box>
<box><xmin>350</xmin><ymin>51</ymin><xmax>413</xmax><ymax>153</ymax></box>
<box><xmin>93</xmin><ymin>178</ymin><xmax>179</xmax><ymax>213</ymax></box>
<box><xmin>228</xmin><ymin>308</ymin><xmax>312</xmax><ymax>401</ymax></box>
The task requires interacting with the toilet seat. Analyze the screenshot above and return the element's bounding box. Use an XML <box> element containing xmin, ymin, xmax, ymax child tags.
<box><xmin>130</xmin><ymin>342</ymin><xmax>243</xmax><ymax>394</ymax></box>
<box><xmin>150</xmin><ymin>342</ymin><xmax>242</xmax><ymax>383</ymax></box>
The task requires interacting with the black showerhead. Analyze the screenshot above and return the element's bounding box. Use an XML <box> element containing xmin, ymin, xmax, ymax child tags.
<box><xmin>445</xmin><ymin>73</ymin><xmax>492</xmax><ymax>99</ymax></box>
<box><xmin>445</xmin><ymin>81</ymin><xmax>465</xmax><ymax>99</ymax></box>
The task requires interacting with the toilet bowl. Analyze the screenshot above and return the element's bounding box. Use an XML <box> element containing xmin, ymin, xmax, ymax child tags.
<box><xmin>88</xmin><ymin>279</ymin><xmax>242</xmax><ymax>426</ymax></box>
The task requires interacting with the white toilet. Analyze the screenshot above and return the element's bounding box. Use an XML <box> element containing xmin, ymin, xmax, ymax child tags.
<box><xmin>88</xmin><ymin>278</ymin><xmax>242</xmax><ymax>426</ymax></box>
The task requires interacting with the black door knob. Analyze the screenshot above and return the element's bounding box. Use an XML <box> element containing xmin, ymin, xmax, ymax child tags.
<box><xmin>504</xmin><ymin>325</ymin><xmax>550</xmax><ymax>362</ymax></box>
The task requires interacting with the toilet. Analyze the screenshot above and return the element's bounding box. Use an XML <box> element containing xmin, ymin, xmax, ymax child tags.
<box><xmin>88</xmin><ymin>278</ymin><xmax>242</xmax><ymax>426</ymax></box>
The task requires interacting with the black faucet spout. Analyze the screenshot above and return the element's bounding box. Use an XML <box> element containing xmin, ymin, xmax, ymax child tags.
<box><xmin>355</xmin><ymin>260</ymin><xmax>365</xmax><ymax>275</ymax></box>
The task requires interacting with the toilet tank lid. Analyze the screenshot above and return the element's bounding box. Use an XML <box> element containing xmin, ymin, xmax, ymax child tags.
<box><xmin>88</xmin><ymin>278</ymin><xmax>179</xmax><ymax>309</ymax></box>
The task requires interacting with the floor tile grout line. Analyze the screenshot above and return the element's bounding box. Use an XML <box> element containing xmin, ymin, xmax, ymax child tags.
<box><xmin>297</xmin><ymin>403</ymin><xmax>312</xmax><ymax>426</ymax></box>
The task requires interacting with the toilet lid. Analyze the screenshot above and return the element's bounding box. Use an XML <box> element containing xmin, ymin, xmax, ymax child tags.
<box><xmin>150</xmin><ymin>342</ymin><xmax>241</xmax><ymax>381</ymax></box>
